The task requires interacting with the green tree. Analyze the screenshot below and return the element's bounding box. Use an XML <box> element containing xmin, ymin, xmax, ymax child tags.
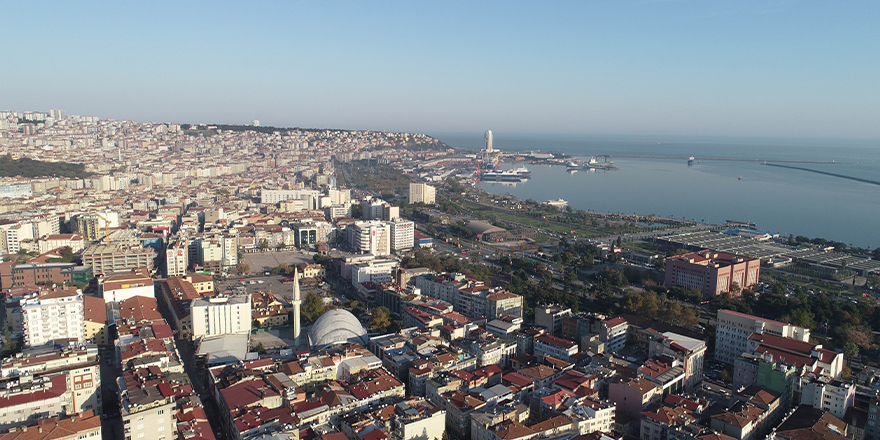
<box><xmin>301</xmin><ymin>293</ymin><xmax>326</xmax><ymax>322</ymax></box>
<box><xmin>843</xmin><ymin>342</ymin><xmax>859</xmax><ymax>364</ymax></box>
<box><xmin>235</xmin><ymin>263</ymin><xmax>250</xmax><ymax>275</ymax></box>
<box><xmin>349</xmin><ymin>300</ymin><xmax>366</xmax><ymax>316</ymax></box>
<box><xmin>259</xmin><ymin>239</ymin><xmax>270</xmax><ymax>250</ymax></box>
<box><xmin>255</xmin><ymin>342</ymin><xmax>266</xmax><ymax>354</ymax></box>
<box><xmin>59</xmin><ymin>246</ymin><xmax>75</xmax><ymax>263</ymax></box>
<box><xmin>370</xmin><ymin>307</ymin><xmax>392</xmax><ymax>332</ymax></box>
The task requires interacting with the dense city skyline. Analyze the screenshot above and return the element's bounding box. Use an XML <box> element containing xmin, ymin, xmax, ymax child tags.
<box><xmin>2</xmin><ymin>1</ymin><xmax>878</xmax><ymax>139</ymax></box>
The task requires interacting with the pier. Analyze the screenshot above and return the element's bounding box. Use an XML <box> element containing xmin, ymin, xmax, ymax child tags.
<box><xmin>762</xmin><ymin>163</ymin><xmax>880</xmax><ymax>186</ymax></box>
<box><xmin>593</xmin><ymin>155</ymin><xmax>837</xmax><ymax>164</ymax></box>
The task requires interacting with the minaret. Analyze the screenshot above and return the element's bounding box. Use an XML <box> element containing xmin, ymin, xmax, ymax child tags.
<box><xmin>292</xmin><ymin>268</ymin><xmax>302</xmax><ymax>346</ymax></box>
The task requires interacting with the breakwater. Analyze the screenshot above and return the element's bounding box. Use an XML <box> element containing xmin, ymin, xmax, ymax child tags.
<box><xmin>597</xmin><ymin>155</ymin><xmax>837</xmax><ymax>164</ymax></box>
<box><xmin>761</xmin><ymin>163</ymin><xmax>880</xmax><ymax>187</ymax></box>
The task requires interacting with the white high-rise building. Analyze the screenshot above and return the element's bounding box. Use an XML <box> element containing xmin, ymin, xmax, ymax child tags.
<box><xmin>166</xmin><ymin>238</ymin><xmax>189</xmax><ymax>277</ymax></box>
<box><xmin>390</xmin><ymin>220</ymin><xmax>415</xmax><ymax>253</ymax></box>
<box><xmin>328</xmin><ymin>188</ymin><xmax>351</xmax><ymax>205</ymax></box>
<box><xmin>261</xmin><ymin>189</ymin><xmax>320</xmax><ymax>206</ymax></box>
<box><xmin>485</xmin><ymin>130</ymin><xmax>494</xmax><ymax>152</ymax></box>
<box><xmin>20</xmin><ymin>287</ymin><xmax>85</xmax><ymax>347</ymax></box>
<box><xmin>408</xmin><ymin>183</ymin><xmax>436</xmax><ymax>205</ymax></box>
<box><xmin>349</xmin><ymin>220</ymin><xmax>391</xmax><ymax>256</ymax></box>
<box><xmin>190</xmin><ymin>296</ymin><xmax>251</xmax><ymax>339</ymax></box>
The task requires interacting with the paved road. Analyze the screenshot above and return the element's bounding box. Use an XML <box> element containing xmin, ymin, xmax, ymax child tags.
<box><xmin>99</xmin><ymin>345</ymin><xmax>122</xmax><ymax>440</ymax></box>
<box><xmin>175</xmin><ymin>335</ymin><xmax>229</xmax><ymax>440</ymax></box>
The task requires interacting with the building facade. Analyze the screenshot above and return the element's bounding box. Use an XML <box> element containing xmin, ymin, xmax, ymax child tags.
<box><xmin>408</xmin><ymin>183</ymin><xmax>436</xmax><ymax>205</ymax></box>
<box><xmin>715</xmin><ymin>309</ymin><xmax>810</xmax><ymax>364</ymax></box>
<box><xmin>190</xmin><ymin>296</ymin><xmax>252</xmax><ymax>340</ymax></box>
<box><xmin>665</xmin><ymin>251</ymin><xmax>760</xmax><ymax>298</ymax></box>
<box><xmin>20</xmin><ymin>287</ymin><xmax>85</xmax><ymax>347</ymax></box>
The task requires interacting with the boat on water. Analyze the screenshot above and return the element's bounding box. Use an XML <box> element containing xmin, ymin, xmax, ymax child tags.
<box><xmin>688</xmin><ymin>156</ymin><xmax>695</xmax><ymax>165</ymax></box>
<box><xmin>546</xmin><ymin>198</ymin><xmax>568</xmax><ymax>208</ymax></box>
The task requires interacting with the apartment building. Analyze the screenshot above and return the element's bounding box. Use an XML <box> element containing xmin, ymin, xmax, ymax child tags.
<box><xmin>0</xmin><ymin>345</ymin><xmax>102</xmax><ymax>430</ymax></box>
<box><xmin>0</xmin><ymin>411</ymin><xmax>102</xmax><ymax>440</ymax></box>
<box><xmin>120</xmin><ymin>383</ymin><xmax>177</xmax><ymax>440</ymax></box>
<box><xmin>165</xmin><ymin>238</ymin><xmax>189</xmax><ymax>277</ymax></box>
<box><xmin>600</xmin><ymin>317</ymin><xmax>629</xmax><ymax>354</ymax></box>
<box><xmin>715</xmin><ymin>309</ymin><xmax>810</xmax><ymax>364</ymax></box>
<box><xmin>535</xmin><ymin>305</ymin><xmax>571</xmax><ymax>336</ymax></box>
<box><xmin>19</xmin><ymin>287</ymin><xmax>85</xmax><ymax>347</ymax></box>
<box><xmin>648</xmin><ymin>331</ymin><xmax>707</xmax><ymax>391</ymax></box>
<box><xmin>83</xmin><ymin>295</ymin><xmax>109</xmax><ymax>344</ymax></box>
<box><xmin>800</xmin><ymin>377</ymin><xmax>855</xmax><ymax>419</ymax></box>
<box><xmin>534</xmin><ymin>334</ymin><xmax>578</xmax><ymax>361</ymax></box>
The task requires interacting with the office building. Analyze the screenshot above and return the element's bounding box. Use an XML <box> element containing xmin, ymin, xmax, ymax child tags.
<box><xmin>349</xmin><ymin>220</ymin><xmax>391</xmax><ymax>256</ymax></box>
<box><xmin>190</xmin><ymin>295</ymin><xmax>251</xmax><ymax>340</ymax></box>
<box><xmin>101</xmin><ymin>271</ymin><xmax>154</xmax><ymax>303</ymax></box>
<box><xmin>81</xmin><ymin>244</ymin><xmax>156</xmax><ymax>275</ymax></box>
<box><xmin>408</xmin><ymin>183</ymin><xmax>436</xmax><ymax>204</ymax></box>
<box><xmin>390</xmin><ymin>220</ymin><xmax>415</xmax><ymax>252</ymax></box>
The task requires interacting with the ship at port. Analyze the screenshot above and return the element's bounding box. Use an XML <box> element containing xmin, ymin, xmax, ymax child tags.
<box><xmin>482</xmin><ymin>167</ymin><xmax>530</xmax><ymax>181</ymax></box>
<box><xmin>512</xmin><ymin>167</ymin><xmax>531</xmax><ymax>177</ymax></box>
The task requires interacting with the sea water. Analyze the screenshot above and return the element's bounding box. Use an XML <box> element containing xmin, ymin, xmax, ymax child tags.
<box><xmin>433</xmin><ymin>132</ymin><xmax>880</xmax><ymax>248</ymax></box>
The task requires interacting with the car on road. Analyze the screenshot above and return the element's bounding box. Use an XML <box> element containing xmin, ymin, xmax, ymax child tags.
<box><xmin>257</xmin><ymin>280</ymin><xmax>264</xmax><ymax>284</ymax></box>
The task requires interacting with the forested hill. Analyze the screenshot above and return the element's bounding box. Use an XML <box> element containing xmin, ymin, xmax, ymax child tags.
<box><xmin>0</xmin><ymin>155</ymin><xmax>91</xmax><ymax>179</ymax></box>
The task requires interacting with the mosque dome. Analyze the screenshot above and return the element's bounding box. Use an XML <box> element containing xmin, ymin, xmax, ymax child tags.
<box><xmin>308</xmin><ymin>309</ymin><xmax>368</xmax><ymax>348</ymax></box>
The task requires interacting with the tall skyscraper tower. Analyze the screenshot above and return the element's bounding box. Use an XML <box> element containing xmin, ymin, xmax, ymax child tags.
<box><xmin>485</xmin><ymin>130</ymin><xmax>494</xmax><ymax>153</ymax></box>
<box><xmin>292</xmin><ymin>268</ymin><xmax>302</xmax><ymax>346</ymax></box>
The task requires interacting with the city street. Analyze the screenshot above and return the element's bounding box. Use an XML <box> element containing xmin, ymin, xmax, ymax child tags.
<box><xmin>99</xmin><ymin>345</ymin><xmax>122</xmax><ymax>440</ymax></box>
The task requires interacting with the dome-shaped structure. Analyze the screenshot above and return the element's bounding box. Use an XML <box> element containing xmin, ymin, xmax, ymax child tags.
<box><xmin>308</xmin><ymin>309</ymin><xmax>368</xmax><ymax>349</ymax></box>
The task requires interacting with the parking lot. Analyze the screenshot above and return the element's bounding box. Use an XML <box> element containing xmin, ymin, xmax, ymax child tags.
<box><xmin>241</xmin><ymin>250</ymin><xmax>317</xmax><ymax>274</ymax></box>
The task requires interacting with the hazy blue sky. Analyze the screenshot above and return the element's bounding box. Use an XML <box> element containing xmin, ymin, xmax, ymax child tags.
<box><xmin>2</xmin><ymin>1</ymin><xmax>878</xmax><ymax>139</ymax></box>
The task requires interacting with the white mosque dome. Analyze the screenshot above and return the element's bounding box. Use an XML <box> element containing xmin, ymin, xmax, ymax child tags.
<box><xmin>308</xmin><ymin>309</ymin><xmax>368</xmax><ymax>349</ymax></box>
